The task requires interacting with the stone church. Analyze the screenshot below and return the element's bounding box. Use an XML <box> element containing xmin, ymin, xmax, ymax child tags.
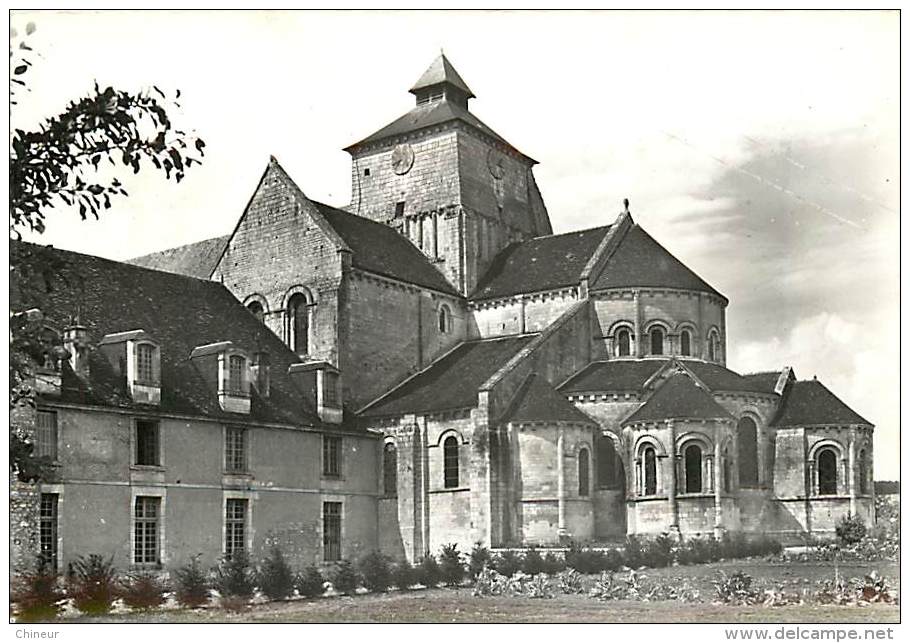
<box><xmin>12</xmin><ymin>55</ymin><xmax>874</xmax><ymax>572</ymax></box>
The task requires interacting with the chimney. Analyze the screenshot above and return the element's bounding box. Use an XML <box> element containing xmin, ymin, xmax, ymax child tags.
<box><xmin>63</xmin><ymin>323</ymin><xmax>90</xmax><ymax>379</ymax></box>
<box><xmin>251</xmin><ymin>351</ymin><xmax>270</xmax><ymax>398</ymax></box>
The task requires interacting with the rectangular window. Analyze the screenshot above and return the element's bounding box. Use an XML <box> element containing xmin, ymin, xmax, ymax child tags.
<box><xmin>225</xmin><ymin>499</ymin><xmax>247</xmax><ymax>559</ymax></box>
<box><xmin>228</xmin><ymin>355</ymin><xmax>245</xmax><ymax>394</ymax></box>
<box><xmin>135</xmin><ymin>419</ymin><xmax>160</xmax><ymax>466</ymax></box>
<box><xmin>322</xmin><ymin>435</ymin><xmax>342</xmax><ymax>477</ymax></box>
<box><xmin>323</xmin><ymin>372</ymin><xmax>339</xmax><ymax>408</ymax></box>
<box><xmin>225</xmin><ymin>427</ymin><xmax>247</xmax><ymax>473</ymax></box>
<box><xmin>323</xmin><ymin>502</ymin><xmax>342</xmax><ymax>562</ymax></box>
<box><xmin>36</xmin><ymin>410</ymin><xmax>58</xmax><ymax>461</ymax></box>
<box><xmin>395</xmin><ymin>201</ymin><xmax>405</xmax><ymax>218</ymax></box>
<box><xmin>136</xmin><ymin>344</ymin><xmax>155</xmax><ymax>383</ymax></box>
<box><xmin>134</xmin><ymin>496</ymin><xmax>160</xmax><ymax>566</ymax></box>
<box><xmin>39</xmin><ymin>493</ymin><xmax>58</xmax><ymax>572</ymax></box>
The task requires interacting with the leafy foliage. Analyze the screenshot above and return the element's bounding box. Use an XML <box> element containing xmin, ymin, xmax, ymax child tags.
<box><xmin>835</xmin><ymin>514</ymin><xmax>867</xmax><ymax>545</ymax></box>
<box><xmin>555</xmin><ymin>568</ymin><xmax>585</xmax><ymax>594</ymax></box>
<box><xmin>391</xmin><ymin>559</ymin><xmax>416</xmax><ymax>591</ymax></box>
<box><xmin>212</xmin><ymin>550</ymin><xmax>255</xmax><ymax>600</ymax></box>
<box><xmin>468</xmin><ymin>541</ymin><xmax>492</xmax><ymax>579</ymax></box>
<box><xmin>712</xmin><ymin>569</ymin><xmax>760</xmax><ymax>605</ymax></box>
<box><xmin>328</xmin><ymin>560</ymin><xmax>359</xmax><ymax>595</ymax></box>
<box><xmin>438</xmin><ymin>543</ymin><xmax>465</xmax><ymax>587</ymax></box>
<box><xmin>357</xmin><ymin>551</ymin><xmax>392</xmax><ymax>593</ymax></box>
<box><xmin>174</xmin><ymin>555</ymin><xmax>211</xmax><ymax>608</ymax></box>
<box><xmin>520</xmin><ymin>547</ymin><xmax>546</xmax><ymax>575</ymax></box>
<box><xmin>415</xmin><ymin>554</ymin><xmax>441</xmax><ymax>588</ymax></box>
<box><xmin>256</xmin><ymin>547</ymin><xmax>295</xmax><ymax>601</ymax></box>
<box><xmin>12</xmin><ymin>558</ymin><xmax>65</xmax><ymax>622</ymax></box>
<box><xmin>118</xmin><ymin>571</ymin><xmax>169</xmax><ymax>610</ymax></box>
<box><xmin>525</xmin><ymin>573</ymin><xmax>555</xmax><ymax>599</ymax></box>
<box><xmin>294</xmin><ymin>566</ymin><xmax>325</xmax><ymax>599</ymax></box>
<box><xmin>67</xmin><ymin>554</ymin><xmax>117</xmax><ymax>614</ymax></box>
<box><xmin>491</xmin><ymin>550</ymin><xmax>522</xmax><ymax>577</ymax></box>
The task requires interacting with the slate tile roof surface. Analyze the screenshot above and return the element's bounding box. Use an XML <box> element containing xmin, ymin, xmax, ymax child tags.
<box><xmin>14</xmin><ymin>242</ymin><xmax>331</xmax><ymax>428</ymax></box>
<box><xmin>559</xmin><ymin>360</ymin><xmax>665</xmax><ymax>393</ymax></box>
<box><xmin>740</xmin><ymin>371</ymin><xmax>785</xmax><ymax>394</ymax></box>
<box><xmin>127</xmin><ymin>235</ymin><xmax>230</xmax><ymax>279</ymax></box>
<box><xmin>592</xmin><ymin>225</ymin><xmax>725</xmax><ymax>300</ymax></box>
<box><xmin>410</xmin><ymin>54</ymin><xmax>475</xmax><ymax>97</ymax></box>
<box><xmin>471</xmin><ymin>226</ymin><xmax>612</xmax><ymax>301</ymax></box>
<box><xmin>313</xmin><ymin>202</ymin><xmax>460</xmax><ymax>296</ymax></box>
<box><xmin>623</xmin><ymin>374</ymin><xmax>733</xmax><ymax>424</ymax></box>
<box><xmin>359</xmin><ymin>335</ymin><xmax>536</xmax><ymax>417</ymax></box>
<box><xmin>683</xmin><ymin>360</ymin><xmax>770</xmax><ymax>393</ymax></box>
<box><xmin>772</xmin><ymin>379</ymin><xmax>871</xmax><ymax>427</ymax></box>
<box><xmin>506</xmin><ymin>373</ymin><xmax>595</xmax><ymax>424</ymax></box>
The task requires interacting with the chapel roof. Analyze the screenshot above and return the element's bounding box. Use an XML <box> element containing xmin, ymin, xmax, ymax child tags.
<box><xmin>771</xmin><ymin>379</ymin><xmax>871</xmax><ymax>427</ymax></box>
<box><xmin>623</xmin><ymin>373</ymin><xmax>733</xmax><ymax>425</ymax></box>
<box><xmin>12</xmin><ymin>241</ymin><xmax>332</xmax><ymax>428</ymax></box>
<box><xmin>359</xmin><ymin>334</ymin><xmax>536</xmax><ymax>417</ymax></box>
<box><xmin>505</xmin><ymin>373</ymin><xmax>596</xmax><ymax>425</ymax></box>
<box><xmin>559</xmin><ymin>359</ymin><xmax>665</xmax><ymax>394</ymax></box>
<box><xmin>127</xmin><ymin>235</ymin><xmax>230</xmax><ymax>279</ymax></box>
<box><xmin>409</xmin><ymin>53</ymin><xmax>475</xmax><ymax>97</ymax></box>
<box><xmin>740</xmin><ymin>371</ymin><xmax>786</xmax><ymax>395</ymax></box>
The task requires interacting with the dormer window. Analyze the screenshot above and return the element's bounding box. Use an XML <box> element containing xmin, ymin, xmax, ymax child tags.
<box><xmin>227</xmin><ymin>354</ymin><xmax>246</xmax><ymax>395</ymax></box>
<box><xmin>288</xmin><ymin>360</ymin><xmax>343</xmax><ymax>424</ymax></box>
<box><xmin>136</xmin><ymin>343</ymin><xmax>155</xmax><ymax>384</ymax></box>
<box><xmin>99</xmin><ymin>330</ymin><xmax>161</xmax><ymax>406</ymax></box>
<box><xmin>189</xmin><ymin>341</ymin><xmax>251</xmax><ymax>414</ymax></box>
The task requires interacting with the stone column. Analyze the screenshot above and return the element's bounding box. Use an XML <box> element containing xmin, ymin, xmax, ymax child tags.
<box><xmin>667</xmin><ymin>420</ymin><xmax>679</xmax><ymax>536</ymax></box>
<box><xmin>714</xmin><ymin>428</ymin><xmax>724</xmax><ymax>538</ymax></box>
<box><xmin>432</xmin><ymin>212</ymin><xmax>439</xmax><ymax>259</ymax></box>
<box><xmin>633</xmin><ymin>290</ymin><xmax>642</xmax><ymax>357</ymax></box>
<box><xmin>557</xmin><ymin>426</ymin><xmax>567</xmax><ymax>540</ymax></box>
<box><xmin>848</xmin><ymin>431</ymin><xmax>857</xmax><ymax>515</ymax></box>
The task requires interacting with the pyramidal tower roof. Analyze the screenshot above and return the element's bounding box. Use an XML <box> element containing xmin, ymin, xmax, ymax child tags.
<box><xmin>409</xmin><ymin>53</ymin><xmax>475</xmax><ymax>98</ymax></box>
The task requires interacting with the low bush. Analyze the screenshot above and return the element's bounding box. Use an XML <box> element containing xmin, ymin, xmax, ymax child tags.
<box><xmin>525</xmin><ymin>573</ymin><xmax>554</xmax><ymax>599</ymax></box>
<box><xmin>295</xmin><ymin>566</ymin><xmax>325</xmax><ymax>598</ymax></box>
<box><xmin>438</xmin><ymin>544</ymin><xmax>465</xmax><ymax>587</ymax></box>
<box><xmin>68</xmin><ymin>554</ymin><xmax>117</xmax><ymax>615</ymax></box>
<box><xmin>468</xmin><ymin>542</ymin><xmax>492</xmax><ymax>579</ymax></box>
<box><xmin>491</xmin><ymin>550</ymin><xmax>522</xmax><ymax>578</ymax></box>
<box><xmin>212</xmin><ymin>550</ymin><xmax>255</xmax><ymax>601</ymax></box>
<box><xmin>644</xmin><ymin>533</ymin><xmax>675</xmax><ymax>568</ymax></box>
<box><xmin>391</xmin><ymin>559</ymin><xmax>415</xmax><ymax>591</ymax></box>
<box><xmin>13</xmin><ymin>559</ymin><xmax>65</xmax><ymax>622</ymax></box>
<box><xmin>328</xmin><ymin>560</ymin><xmax>359</xmax><ymax>595</ymax></box>
<box><xmin>542</xmin><ymin>551</ymin><xmax>566</xmax><ymax>574</ymax></box>
<box><xmin>521</xmin><ymin>547</ymin><xmax>546</xmax><ymax>575</ymax></box>
<box><xmin>836</xmin><ymin>514</ymin><xmax>867</xmax><ymax>545</ymax></box>
<box><xmin>712</xmin><ymin>569</ymin><xmax>759</xmax><ymax>605</ymax></box>
<box><xmin>415</xmin><ymin>554</ymin><xmax>441</xmax><ymax>588</ymax></box>
<box><xmin>174</xmin><ymin>555</ymin><xmax>211</xmax><ymax>608</ymax></box>
<box><xmin>565</xmin><ymin>543</ymin><xmax>608</xmax><ymax>574</ymax></box>
<box><xmin>257</xmin><ymin>547</ymin><xmax>295</xmax><ymax>601</ymax></box>
<box><xmin>357</xmin><ymin>551</ymin><xmax>391</xmax><ymax>593</ymax></box>
<box><xmin>119</xmin><ymin>571</ymin><xmax>169</xmax><ymax>610</ymax></box>
<box><xmin>555</xmin><ymin>568</ymin><xmax>585</xmax><ymax>595</ymax></box>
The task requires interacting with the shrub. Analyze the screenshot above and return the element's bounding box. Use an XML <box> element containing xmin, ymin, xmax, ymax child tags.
<box><xmin>712</xmin><ymin>569</ymin><xmax>759</xmax><ymax>605</ymax></box>
<box><xmin>328</xmin><ymin>560</ymin><xmax>359</xmax><ymax>595</ymax></box>
<box><xmin>491</xmin><ymin>550</ymin><xmax>521</xmax><ymax>577</ymax></box>
<box><xmin>438</xmin><ymin>544</ymin><xmax>465</xmax><ymax>587</ymax></box>
<box><xmin>623</xmin><ymin>536</ymin><xmax>645</xmax><ymax>569</ymax></box>
<box><xmin>68</xmin><ymin>554</ymin><xmax>117</xmax><ymax>615</ymax></box>
<box><xmin>526</xmin><ymin>573</ymin><xmax>554</xmax><ymax>599</ymax></box>
<box><xmin>555</xmin><ymin>568</ymin><xmax>585</xmax><ymax>594</ymax></box>
<box><xmin>521</xmin><ymin>547</ymin><xmax>546</xmax><ymax>575</ymax></box>
<box><xmin>212</xmin><ymin>550</ymin><xmax>255</xmax><ymax>600</ymax></box>
<box><xmin>13</xmin><ymin>559</ymin><xmax>65</xmax><ymax>622</ymax></box>
<box><xmin>174</xmin><ymin>555</ymin><xmax>211</xmax><ymax>608</ymax></box>
<box><xmin>468</xmin><ymin>542</ymin><xmax>492</xmax><ymax>579</ymax></box>
<box><xmin>643</xmin><ymin>533</ymin><xmax>675</xmax><ymax>568</ymax></box>
<box><xmin>295</xmin><ymin>566</ymin><xmax>325</xmax><ymax>598</ymax></box>
<box><xmin>542</xmin><ymin>551</ymin><xmax>566</xmax><ymax>574</ymax></box>
<box><xmin>565</xmin><ymin>543</ymin><xmax>609</xmax><ymax>574</ymax></box>
<box><xmin>602</xmin><ymin>548</ymin><xmax>625</xmax><ymax>572</ymax></box>
<box><xmin>391</xmin><ymin>559</ymin><xmax>415</xmax><ymax>591</ymax></box>
<box><xmin>119</xmin><ymin>571</ymin><xmax>168</xmax><ymax>610</ymax></box>
<box><xmin>257</xmin><ymin>547</ymin><xmax>295</xmax><ymax>601</ymax></box>
<box><xmin>357</xmin><ymin>551</ymin><xmax>391</xmax><ymax>593</ymax></box>
<box><xmin>415</xmin><ymin>554</ymin><xmax>441</xmax><ymax>587</ymax></box>
<box><xmin>836</xmin><ymin>514</ymin><xmax>867</xmax><ymax>545</ymax></box>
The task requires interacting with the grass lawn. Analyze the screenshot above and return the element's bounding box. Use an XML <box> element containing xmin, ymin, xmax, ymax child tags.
<box><xmin>58</xmin><ymin>559</ymin><xmax>899</xmax><ymax>624</ymax></box>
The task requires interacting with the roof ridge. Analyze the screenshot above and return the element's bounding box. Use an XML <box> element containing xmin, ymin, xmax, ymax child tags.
<box><xmin>528</xmin><ymin>224</ymin><xmax>611</xmax><ymax>242</ymax></box>
<box><xmin>129</xmin><ymin>234</ymin><xmax>230</xmax><ymax>260</ymax></box>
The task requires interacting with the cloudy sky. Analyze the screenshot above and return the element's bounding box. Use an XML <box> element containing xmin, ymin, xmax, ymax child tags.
<box><xmin>10</xmin><ymin>10</ymin><xmax>899</xmax><ymax>478</ymax></box>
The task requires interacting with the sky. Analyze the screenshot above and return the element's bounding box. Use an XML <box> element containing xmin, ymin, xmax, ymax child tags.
<box><xmin>10</xmin><ymin>10</ymin><xmax>900</xmax><ymax>478</ymax></box>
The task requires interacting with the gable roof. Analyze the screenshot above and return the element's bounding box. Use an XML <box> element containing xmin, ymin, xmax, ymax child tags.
<box><xmin>623</xmin><ymin>373</ymin><xmax>733</xmax><ymax>424</ymax></box>
<box><xmin>12</xmin><ymin>242</ymin><xmax>329</xmax><ymax>428</ymax></box>
<box><xmin>506</xmin><ymin>373</ymin><xmax>595</xmax><ymax>424</ymax></box>
<box><xmin>559</xmin><ymin>360</ymin><xmax>665</xmax><ymax>394</ymax></box>
<box><xmin>740</xmin><ymin>371</ymin><xmax>786</xmax><ymax>395</ymax></box>
<box><xmin>359</xmin><ymin>335</ymin><xmax>536</xmax><ymax>417</ymax></box>
<box><xmin>772</xmin><ymin>379</ymin><xmax>871</xmax><ymax>427</ymax></box>
<box><xmin>410</xmin><ymin>53</ymin><xmax>474</xmax><ymax>97</ymax></box>
<box><xmin>471</xmin><ymin>226</ymin><xmax>612</xmax><ymax>301</ymax></box>
<box><xmin>312</xmin><ymin>201</ymin><xmax>460</xmax><ymax>296</ymax></box>
<box><xmin>592</xmin><ymin>224</ymin><xmax>725</xmax><ymax>300</ymax></box>
<box><xmin>127</xmin><ymin>235</ymin><xmax>229</xmax><ymax>279</ymax></box>
<box><xmin>682</xmin><ymin>360</ymin><xmax>772</xmax><ymax>393</ymax></box>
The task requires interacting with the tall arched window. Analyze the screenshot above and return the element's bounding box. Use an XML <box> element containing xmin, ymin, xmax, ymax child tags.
<box><xmin>858</xmin><ymin>449</ymin><xmax>868</xmax><ymax>494</ymax></box>
<box><xmin>247</xmin><ymin>301</ymin><xmax>265</xmax><ymax>323</ymax></box>
<box><xmin>817</xmin><ymin>447</ymin><xmax>838</xmax><ymax>495</ymax></box>
<box><xmin>708</xmin><ymin>330</ymin><xmax>721</xmax><ymax>362</ymax></box>
<box><xmin>737</xmin><ymin>417</ymin><xmax>759</xmax><ymax>487</ymax></box>
<box><xmin>615</xmin><ymin>328</ymin><xmax>632</xmax><ymax>357</ymax></box>
<box><xmin>383</xmin><ymin>443</ymin><xmax>397</xmax><ymax>497</ymax></box>
<box><xmin>723</xmin><ymin>446</ymin><xmax>732</xmax><ymax>492</ymax></box>
<box><xmin>443</xmin><ymin>436</ymin><xmax>459</xmax><ymax>489</ymax></box>
<box><xmin>643</xmin><ymin>446</ymin><xmax>657</xmax><ymax>495</ymax></box>
<box><xmin>287</xmin><ymin>293</ymin><xmax>310</xmax><ymax>355</ymax></box>
<box><xmin>578</xmin><ymin>448</ymin><xmax>590</xmax><ymax>497</ymax></box>
<box><xmin>650</xmin><ymin>327</ymin><xmax>665</xmax><ymax>355</ymax></box>
<box><xmin>680</xmin><ymin>329</ymin><xmax>692</xmax><ymax>357</ymax></box>
<box><xmin>684</xmin><ymin>444</ymin><xmax>703</xmax><ymax>493</ymax></box>
<box><xmin>597</xmin><ymin>436</ymin><xmax>620</xmax><ymax>489</ymax></box>
<box><xmin>438</xmin><ymin>305</ymin><xmax>451</xmax><ymax>334</ymax></box>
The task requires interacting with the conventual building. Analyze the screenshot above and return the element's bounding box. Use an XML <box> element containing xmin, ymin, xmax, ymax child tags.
<box><xmin>12</xmin><ymin>54</ymin><xmax>874</xmax><ymax>573</ymax></box>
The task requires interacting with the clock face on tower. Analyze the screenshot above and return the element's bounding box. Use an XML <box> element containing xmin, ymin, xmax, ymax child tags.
<box><xmin>391</xmin><ymin>143</ymin><xmax>415</xmax><ymax>175</ymax></box>
<box><xmin>487</xmin><ymin>148</ymin><xmax>506</xmax><ymax>179</ymax></box>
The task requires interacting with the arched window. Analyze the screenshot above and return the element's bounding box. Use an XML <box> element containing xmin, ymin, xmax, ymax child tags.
<box><xmin>680</xmin><ymin>329</ymin><xmax>692</xmax><ymax>357</ymax></box>
<box><xmin>438</xmin><ymin>305</ymin><xmax>451</xmax><ymax>334</ymax></box>
<box><xmin>858</xmin><ymin>449</ymin><xmax>868</xmax><ymax>495</ymax></box>
<box><xmin>597</xmin><ymin>436</ymin><xmax>620</xmax><ymax>489</ymax></box>
<box><xmin>443</xmin><ymin>436</ymin><xmax>459</xmax><ymax>489</ymax></box>
<box><xmin>708</xmin><ymin>330</ymin><xmax>721</xmax><ymax>362</ymax></box>
<box><xmin>287</xmin><ymin>293</ymin><xmax>310</xmax><ymax>355</ymax></box>
<box><xmin>383</xmin><ymin>443</ymin><xmax>397</xmax><ymax>497</ymax></box>
<box><xmin>615</xmin><ymin>328</ymin><xmax>632</xmax><ymax>357</ymax></box>
<box><xmin>578</xmin><ymin>448</ymin><xmax>590</xmax><ymax>497</ymax></box>
<box><xmin>684</xmin><ymin>444</ymin><xmax>703</xmax><ymax>493</ymax></box>
<box><xmin>247</xmin><ymin>300</ymin><xmax>265</xmax><ymax>323</ymax></box>
<box><xmin>723</xmin><ymin>446</ymin><xmax>732</xmax><ymax>492</ymax></box>
<box><xmin>643</xmin><ymin>446</ymin><xmax>657</xmax><ymax>495</ymax></box>
<box><xmin>737</xmin><ymin>417</ymin><xmax>759</xmax><ymax>487</ymax></box>
<box><xmin>650</xmin><ymin>327</ymin><xmax>664</xmax><ymax>355</ymax></box>
<box><xmin>817</xmin><ymin>447</ymin><xmax>838</xmax><ymax>495</ymax></box>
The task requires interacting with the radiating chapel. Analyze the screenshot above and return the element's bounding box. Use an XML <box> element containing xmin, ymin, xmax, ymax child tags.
<box><xmin>13</xmin><ymin>55</ymin><xmax>874</xmax><ymax>571</ymax></box>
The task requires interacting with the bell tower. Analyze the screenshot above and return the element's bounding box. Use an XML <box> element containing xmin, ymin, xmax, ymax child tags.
<box><xmin>344</xmin><ymin>53</ymin><xmax>552</xmax><ymax>296</ymax></box>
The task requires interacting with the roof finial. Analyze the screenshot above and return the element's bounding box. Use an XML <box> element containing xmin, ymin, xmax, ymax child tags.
<box><xmin>623</xmin><ymin>198</ymin><xmax>630</xmax><ymax>214</ymax></box>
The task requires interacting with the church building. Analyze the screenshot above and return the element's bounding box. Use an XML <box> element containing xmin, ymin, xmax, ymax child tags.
<box><xmin>12</xmin><ymin>55</ymin><xmax>874</xmax><ymax>572</ymax></box>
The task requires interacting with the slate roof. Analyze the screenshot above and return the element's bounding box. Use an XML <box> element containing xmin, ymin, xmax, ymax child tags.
<box><xmin>592</xmin><ymin>225</ymin><xmax>725</xmax><ymax>300</ymax></box>
<box><xmin>772</xmin><ymin>380</ymin><xmax>871</xmax><ymax>427</ymax></box>
<box><xmin>623</xmin><ymin>374</ymin><xmax>733</xmax><ymax>424</ymax></box>
<box><xmin>410</xmin><ymin>54</ymin><xmax>474</xmax><ymax>97</ymax></box>
<box><xmin>741</xmin><ymin>371</ymin><xmax>785</xmax><ymax>394</ymax></box>
<box><xmin>471</xmin><ymin>226</ymin><xmax>612</xmax><ymax>301</ymax></box>
<box><xmin>359</xmin><ymin>335</ymin><xmax>536</xmax><ymax>417</ymax></box>
<box><xmin>127</xmin><ymin>235</ymin><xmax>229</xmax><ymax>279</ymax></box>
<box><xmin>312</xmin><ymin>201</ymin><xmax>460</xmax><ymax>296</ymax></box>
<box><xmin>506</xmin><ymin>373</ymin><xmax>595</xmax><ymax>424</ymax></box>
<box><xmin>13</xmin><ymin>242</ymin><xmax>330</xmax><ymax>428</ymax></box>
<box><xmin>559</xmin><ymin>360</ymin><xmax>665</xmax><ymax>394</ymax></box>
<box><xmin>683</xmin><ymin>360</ymin><xmax>771</xmax><ymax>393</ymax></box>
